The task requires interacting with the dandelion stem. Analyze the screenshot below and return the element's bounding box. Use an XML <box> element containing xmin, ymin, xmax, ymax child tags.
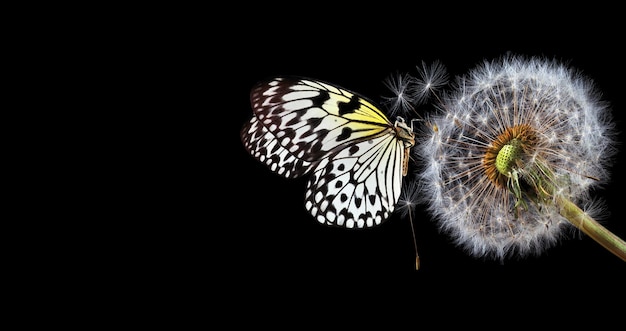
<box><xmin>556</xmin><ymin>196</ymin><xmax>626</xmax><ymax>262</ymax></box>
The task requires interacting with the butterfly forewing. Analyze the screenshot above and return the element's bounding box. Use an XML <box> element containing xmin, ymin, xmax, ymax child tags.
<box><xmin>241</xmin><ymin>116</ymin><xmax>314</xmax><ymax>178</ymax></box>
<box><xmin>249</xmin><ymin>78</ymin><xmax>394</xmax><ymax>161</ymax></box>
<box><xmin>242</xmin><ymin>77</ymin><xmax>415</xmax><ymax>228</ymax></box>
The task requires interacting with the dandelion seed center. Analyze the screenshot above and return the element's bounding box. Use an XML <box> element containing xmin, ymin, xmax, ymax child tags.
<box><xmin>496</xmin><ymin>139</ymin><xmax>522</xmax><ymax>175</ymax></box>
<box><xmin>483</xmin><ymin>124</ymin><xmax>537</xmax><ymax>187</ymax></box>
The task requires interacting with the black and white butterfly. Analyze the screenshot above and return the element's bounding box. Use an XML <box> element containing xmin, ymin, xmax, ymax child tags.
<box><xmin>241</xmin><ymin>77</ymin><xmax>416</xmax><ymax>228</ymax></box>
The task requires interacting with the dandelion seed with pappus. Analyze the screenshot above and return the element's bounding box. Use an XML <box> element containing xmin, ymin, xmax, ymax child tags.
<box><xmin>395</xmin><ymin>179</ymin><xmax>422</xmax><ymax>269</ymax></box>
<box><xmin>382</xmin><ymin>71</ymin><xmax>417</xmax><ymax>118</ymax></box>
<box><xmin>408</xmin><ymin>55</ymin><xmax>626</xmax><ymax>262</ymax></box>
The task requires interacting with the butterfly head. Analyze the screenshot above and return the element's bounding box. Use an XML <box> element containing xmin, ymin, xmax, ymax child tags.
<box><xmin>394</xmin><ymin>116</ymin><xmax>416</xmax><ymax>149</ymax></box>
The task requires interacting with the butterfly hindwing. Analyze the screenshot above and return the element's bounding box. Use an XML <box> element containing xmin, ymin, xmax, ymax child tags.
<box><xmin>242</xmin><ymin>77</ymin><xmax>415</xmax><ymax>228</ymax></box>
<box><xmin>305</xmin><ymin>132</ymin><xmax>406</xmax><ymax>228</ymax></box>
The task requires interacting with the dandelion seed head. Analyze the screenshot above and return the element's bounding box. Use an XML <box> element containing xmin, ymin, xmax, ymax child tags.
<box><xmin>416</xmin><ymin>54</ymin><xmax>618</xmax><ymax>261</ymax></box>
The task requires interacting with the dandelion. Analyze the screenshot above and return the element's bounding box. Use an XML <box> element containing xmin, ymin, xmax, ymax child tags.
<box><xmin>415</xmin><ymin>54</ymin><xmax>626</xmax><ymax>262</ymax></box>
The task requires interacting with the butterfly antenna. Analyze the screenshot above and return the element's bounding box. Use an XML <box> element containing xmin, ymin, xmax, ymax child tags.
<box><xmin>407</xmin><ymin>102</ymin><xmax>425</xmax><ymax>122</ymax></box>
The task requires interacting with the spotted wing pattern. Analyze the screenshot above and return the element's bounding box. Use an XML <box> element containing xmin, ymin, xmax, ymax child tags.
<box><xmin>241</xmin><ymin>77</ymin><xmax>415</xmax><ymax>228</ymax></box>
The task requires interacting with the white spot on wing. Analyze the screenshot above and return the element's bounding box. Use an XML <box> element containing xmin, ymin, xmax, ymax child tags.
<box><xmin>283</xmin><ymin>99</ymin><xmax>313</xmax><ymax>111</ymax></box>
<box><xmin>283</xmin><ymin>91</ymin><xmax>319</xmax><ymax>101</ymax></box>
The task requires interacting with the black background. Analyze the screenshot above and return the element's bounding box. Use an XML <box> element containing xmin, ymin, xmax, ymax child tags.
<box><xmin>149</xmin><ymin>6</ymin><xmax>626</xmax><ymax>324</ymax></box>
<box><xmin>22</xmin><ymin>4</ymin><xmax>625</xmax><ymax>328</ymax></box>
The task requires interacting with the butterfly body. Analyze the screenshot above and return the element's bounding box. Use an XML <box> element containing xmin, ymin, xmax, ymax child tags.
<box><xmin>241</xmin><ymin>77</ymin><xmax>415</xmax><ymax>228</ymax></box>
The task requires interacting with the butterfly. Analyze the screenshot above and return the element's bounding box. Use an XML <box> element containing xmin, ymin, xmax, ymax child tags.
<box><xmin>241</xmin><ymin>77</ymin><xmax>416</xmax><ymax>229</ymax></box>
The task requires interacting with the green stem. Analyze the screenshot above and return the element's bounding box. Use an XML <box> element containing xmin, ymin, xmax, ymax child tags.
<box><xmin>556</xmin><ymin>196</ymin><xmax>626</xmax><ymax>262</ymax></box>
